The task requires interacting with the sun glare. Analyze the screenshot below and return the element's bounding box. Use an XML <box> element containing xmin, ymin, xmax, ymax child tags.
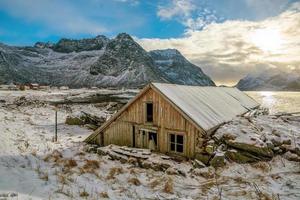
<box><xmin>250</xmin><ymin>28</ymin><xmax>283</xmax><ymax>53</ymax></box>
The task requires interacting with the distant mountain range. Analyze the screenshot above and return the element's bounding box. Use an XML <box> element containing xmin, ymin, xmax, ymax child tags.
<box><xmin>236</xmin><ymin>68</ymin><xmax>300</xmax><ymax>91</ymax></box>
<box><xmin>0</xmin><ymin>33</ymin><xmax>215</xmax><ymax>88</ymax></box>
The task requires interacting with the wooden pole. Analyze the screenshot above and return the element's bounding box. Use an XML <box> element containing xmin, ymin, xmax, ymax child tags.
<box><xmin>55</xmin><ymin>107</ymin><xmax>58</xmax><ymax>142</ymax></box>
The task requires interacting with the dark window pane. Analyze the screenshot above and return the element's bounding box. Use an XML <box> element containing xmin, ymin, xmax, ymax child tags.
<box><xmin>177</xmin><ymin>144</ymin><xmax>183</xmax><ymax>153</ymax></box>
<box><xmin>170</xmin><ymin>143</ymin><xmax>175</xmax><ymax>151</ymax></box>
<box><xmin>146</xmin><ymin>103</ymin><xmax>153</xmax><ymax>122</ymax></box>
<box><xmin>170</xmin><ymin>134</ymin><xmax>175</xmax><ymax>143</ymax></box>
<box><xmin>177</xmin><ymin>135</ymin><xmax>183</xmax><ymax>145</ymax></box>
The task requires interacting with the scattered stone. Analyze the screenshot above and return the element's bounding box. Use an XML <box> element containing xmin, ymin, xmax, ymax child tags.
<box><xmin>195</xmin><ymin>153</ymin><xmax>211</xmax><ymax>165</ymax></box>
<box><xmin>65</xmin><ymin>116</ymin><xmax>85</xmax><ymax>125</ymax></box>
<box><xmin>225</xmin><ymin>141</ymin><xmax>274</xmax><ymax>158</ymax></box>
<box><xmin>192</xmin><ymin>167</ymin><xmax>215</xmax><ymax>178</ymax></box>
<box><xmin>166</xmin><ymin>167</ymin><xmax>179</xmax><ymax>175</ymax></box>
<box><xmin>97</xmin><ymin>148</ymin><xmax>107</xmax><ymax>155</ymax></box>
<box><xmin>192</xmin><ymin>159</ymin><xmax>206</xmax><ymax>168</ymax></box>
<box><xmin>283</xmin><ymin>152</ymin><xmax>300</xmax><ymax>162</ymax></box>
<box><xmin>209</xmin><ymin>152</ymin><xmax>225</xmax><ymax>167</ymax></box>
<box><xmin>225</xmin><ymin>149</ymin><xmax>260</xmax><ymax>163</ymax></box>
<box><xmin>161</xmin><ymin>155</ymin><xmax>171</xmax><ymax>160</ymax></box>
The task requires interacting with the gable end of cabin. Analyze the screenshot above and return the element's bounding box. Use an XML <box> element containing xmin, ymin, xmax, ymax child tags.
<box><xmin>90</xmin><ymin>85</ymin><xmax>206</xmax><ymax>158</ymax></box>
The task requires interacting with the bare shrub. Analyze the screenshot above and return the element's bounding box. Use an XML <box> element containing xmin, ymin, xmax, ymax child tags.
<box><xmin>106</xmin><ymin>167</ymin><xmax>123</xmax><ymax>180</ymax></box>
<box><xmin>99</xmin><ymin>192</ymin><xmax>109</xmax><ymax>198</ymax></box>
<box><xmin>39</xmin><ymin>171</ymin><xmax>49</xmax><ymax>181</ymax></box>
<box><xmin>128</xmin><ymin>177</ymin><xmax>141</xmax><ymax>186</ymax></box>
<box><xmin>79</xmin><ymin>188</ymin><xmax>89</xmax><ymax>197</ymax></box>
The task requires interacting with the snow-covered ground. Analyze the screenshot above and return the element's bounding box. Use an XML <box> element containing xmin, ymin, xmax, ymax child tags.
<box><xmin>0</xmin><ymin>90</ymin><xmax>299</xmax><ymax>199</ymax></box>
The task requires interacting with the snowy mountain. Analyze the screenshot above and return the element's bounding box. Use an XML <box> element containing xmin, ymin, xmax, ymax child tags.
<box><xmin>0</xmin><ymin>33</ymin><xmax>215</xmax><ymax>88</ymax></box>
<box><xmin>149</xmin><ymin>49</ymin><xmax>215</xmax><ymax>86</ymax></box>
<box><xmin>236</xmin><ymin>68</ymin><xmax>300</xmax><ymax>91</ymax></box>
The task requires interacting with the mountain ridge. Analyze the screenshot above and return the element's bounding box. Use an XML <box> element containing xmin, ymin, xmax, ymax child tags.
<box><xmin>0</xmin><ymin>33</ymin><xmax>215</xmax><ymax>88</ymax></box>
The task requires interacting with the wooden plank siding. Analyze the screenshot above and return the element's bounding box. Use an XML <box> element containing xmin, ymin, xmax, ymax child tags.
<box><xmin>100</xmin><ymin>87</ymin><xmax>204</xmax><ymax>158</ymax></box>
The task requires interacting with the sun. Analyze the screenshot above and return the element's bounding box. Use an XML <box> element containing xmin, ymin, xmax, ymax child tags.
<box><xmin>250</xmin><ymin>28</ymin><xmax>283</xmax><ymax>53</ymax></box>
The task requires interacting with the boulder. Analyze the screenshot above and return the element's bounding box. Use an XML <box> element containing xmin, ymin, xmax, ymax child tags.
<box><xmin>195</xmin><ymin>153</ymin><xmax>211</xmax><ymax>165</ymax></box>
<box><xmin>65</xmin><ymin>116</ymin><xmax>85</xmax><ymax>125</ymax></box>
<box><xmin>225</xmin><ymin>149</ymin><xmax>260</xmax><ymax>163</ymax></box>
<box><xmin>192</xmin><ymin>159</ymin><xmax>206</xmax><ymax>168</ymax></box>
<box><xmin>225</xmin><ymin>140</ymin><xmax>274</xmax><ymax>158</ymax></box>
<box><xmin>283</xmin><ymin>151</ymin><xmax>300</xmax><ymax>162</ymax></box>
<box><xmin>209</xmin><ymin>152</ymin><xmax>225</xmax><ymax>167</ymax></box>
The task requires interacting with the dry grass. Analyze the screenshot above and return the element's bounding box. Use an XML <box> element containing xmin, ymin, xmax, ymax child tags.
<box><xmin>106</xmin><ymin>167</ymin><xmax>124</xmax><ymax>180</ymax></box>
<box><xmin>252</xmin><ymin>162</ymin><xmax>271</xmax><ymax>172</ymax></box>
<box><xmin>163</xmin><ymin>177</ymin><xmax>174</xmax><ymax>194</ymax></box>
<box><xmin>83</xmin><ymin>160</ymin><xmax>100</xmax><ymax>170</ymax></box>
<box><xmin>64</xmin><ymin>159</ymin><xmax>78</xmax><ymax>168</ymax></box>
<box><xmin>99</xmin><ymin>192</ymin><xmax>109</xmax><ymax>198</ymax></box>
<box><xmin>149</xmin><ymin>178</ymin><xmax>162</xmax><ymax>189</ymax></box>
<box><xmin>56</xmin><ymin>173</ymin><xmax>74</xmax><ymax>185</ymax></box>
<box><xmin>79</xmin><ymin>189</ymin><xmax>89</xmax><ymax>197</ymax></box>
<box><xmin>44</xmin><ymin>150</ymin><xmax>63</xmax><ymax>163</ymax></box>
<box><xmin>39</xmin><ymin>171</ymin><xmax>49</xmax><ymax>181</ymax></box>
<box><xmin>128</xmin><ymin>177</ymin><xmax>141</xmax><ymax>186</ymax></box>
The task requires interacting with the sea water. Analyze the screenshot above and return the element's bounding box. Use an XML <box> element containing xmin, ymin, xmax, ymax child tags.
<box><xmin>247</xmin><ymin>91</ymin><xmax>300</xmax><ymax>114</ymax></box>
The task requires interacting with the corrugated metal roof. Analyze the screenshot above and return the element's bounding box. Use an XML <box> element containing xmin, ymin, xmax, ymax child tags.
<box><xmin>152</xmin><ymin>83</ymin><xmax>259</xmax><ymax>131</ymax></box>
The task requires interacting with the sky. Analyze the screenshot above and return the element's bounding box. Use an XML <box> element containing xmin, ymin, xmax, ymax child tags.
<box><xmin>0</xmin><ymin>0</ymin><xmax>299</xmax><ymax>85</ymax></box>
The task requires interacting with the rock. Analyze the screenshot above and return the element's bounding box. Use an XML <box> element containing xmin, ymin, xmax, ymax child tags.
<box><xmin>225</xmin><ymin>149</ymin><xmax>260</xmax><ymax>163</ymax></box>
<box><xmin>166</xmin><ymin>167</ymin><xmax>179</xmax><ymax>175</ymax></box>
<box><xmin>65</xmin><ymin>116</ymin><xmax>85</xmax><ymax>125</ymax></box>
<box><xmin>283</xmin><ymin>151</ymin><xmax>300</xmax><ymax>162</ymax></box>
<box><xmin>88</xmin><ymin>146</ymin><xmax>96</xmax><ymax>153</ymax></box>
<box><xmin>97</xmin><ymin>148</ymin><xmax>107</xmax><ymax>155</ymax></box>
<box><xmin>226</xmin><ymin>141</ymin><xmax>274</xmax><ymax>158</ymax></box>
<box><xmin>195</xmin><ymin>153</ymin><xmax>211</xmax><ymax>165</ymax></box>
<box><xmin>271</xmin><ymin>137</ymin><xmax>282</xmax><ymax>147</ymax></box>
<box><xmin>161</xmin><ymin>155</ymin><xmax>171</xmax><ymax>160</ymax></box>
<box><xmin>140</xmin><ymin>160</ymin><xmax>152</xmax><ymax>169</ymax></box>
<box><xmin>209</xmin><ymin>152</ymin><xmax>225</xmax><ymax>167</ymax></box>
<box><xmin>205</xmin><ymin>145</ymin><xmax>214</xmax><ymax>154</ymax></box>
<box><xmin>266</xmin><ymin>141</ymin><xmax>274</xmax><ymax>149</ymax></box>
<box><xmin>192</xmin><ymin>167</ymin><xmax>215</xmax><ymax>178</ymax></box>
<box><xmin>127</xmin><ymin>157</ymin><xmax>138</xmax><ymax>166</ymax></box>
<box><xmin>192</xmin><ymin>159</ymin><xmax>206</xmax><ymax>168</ymax></box>
<box><xmin>282</xmin><ymin>139</ymin><xmax>292</xmax><ymax>145</ymax></box>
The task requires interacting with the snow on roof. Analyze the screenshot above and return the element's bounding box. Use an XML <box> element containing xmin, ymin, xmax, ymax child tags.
<box><xmin>152</xmin><ymin>83</ymin><xmax>259</xmax><ymax>131</ymax></box>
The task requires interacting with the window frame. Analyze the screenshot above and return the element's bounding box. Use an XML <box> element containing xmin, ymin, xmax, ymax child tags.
<box><xmin>144</xmin><ymin>101</ymin><xmax>154</xmax><ymax>123</ymax></box>
<box><xmin>168</xmin><ymin>132</ymin><xmax>185</xmax><ymax>154</ymax></box>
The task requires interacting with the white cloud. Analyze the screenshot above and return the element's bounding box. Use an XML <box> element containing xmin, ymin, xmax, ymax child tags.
<box><xmin>157</xmin><ymin>0</ymin><xmax>196</xmax><ymax>20</ymax></box>
<box><xmin>0</xmin><ymin>0</ymin><xmax>107</xmax><ymax>35</ymax></box>
<box><xmin>138</xmin><ymin>2</ymin><xmax>300</xmax><ymax>85</ymax></box>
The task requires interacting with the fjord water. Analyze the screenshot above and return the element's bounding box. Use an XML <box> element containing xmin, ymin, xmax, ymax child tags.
<box><xmin>247</xmin><ymin>91</ymin><xmax>300</xmax><ymax>114</ymax></box>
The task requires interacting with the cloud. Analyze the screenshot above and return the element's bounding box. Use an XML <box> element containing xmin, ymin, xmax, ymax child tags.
<box><xmin>0</xmin><ymin>0</ymin><xmax>107</xmax><ymax>35</ymax></box>
<box><xmin>138</xmin><ymin>2</ymin><xmax>300</xmax><ymax>85</ymax></box>
<box><xmin>157</xmin><ymin>0</ymin><xmax>221</xmax><ymax>33</ymax></box>
<box><xmin>157</xmin><ymin>0</ymin><xmax>196</xmax><ymax>20</ymax></box>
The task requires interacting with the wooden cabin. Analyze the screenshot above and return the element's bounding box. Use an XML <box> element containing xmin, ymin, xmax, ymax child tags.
<box><xmin>29</xmin><ymin>83</ymin><xmax>39</xmax><ymax>90</ymax></box>
<box><xmin>85</xmin><ymin>83</ymin><xmax>259</xmax><ymax>158</ymax></box>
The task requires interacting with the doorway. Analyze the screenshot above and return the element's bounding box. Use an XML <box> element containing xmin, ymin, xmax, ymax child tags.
<box><xmin>138</xmin><ymin>129</ymin><xmax>157</xmax><ymax>150</ymax></box>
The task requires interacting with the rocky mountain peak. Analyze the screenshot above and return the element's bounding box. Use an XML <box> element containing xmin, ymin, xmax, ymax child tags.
<box><xmin>115</xmin><ymin>33</ymin><xmax>134</xmax><ymax>41</ymax></box>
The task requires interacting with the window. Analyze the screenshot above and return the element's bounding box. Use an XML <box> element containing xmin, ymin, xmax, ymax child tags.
<box><xmin>169</xmin><ymin>133</ymin><xmax>184</xmax><ymax>153</ymax></box>
<box><xmin>146</xmin><ymin>102</ymin><xmax>153</xmax><ymax>122</ymax></box>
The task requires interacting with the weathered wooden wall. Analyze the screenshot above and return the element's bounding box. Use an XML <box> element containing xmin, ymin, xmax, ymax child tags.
<box><xmin>101</xmin><ymin>87</ymin><xmax>205</xmax><ymax>158</ymax></box>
